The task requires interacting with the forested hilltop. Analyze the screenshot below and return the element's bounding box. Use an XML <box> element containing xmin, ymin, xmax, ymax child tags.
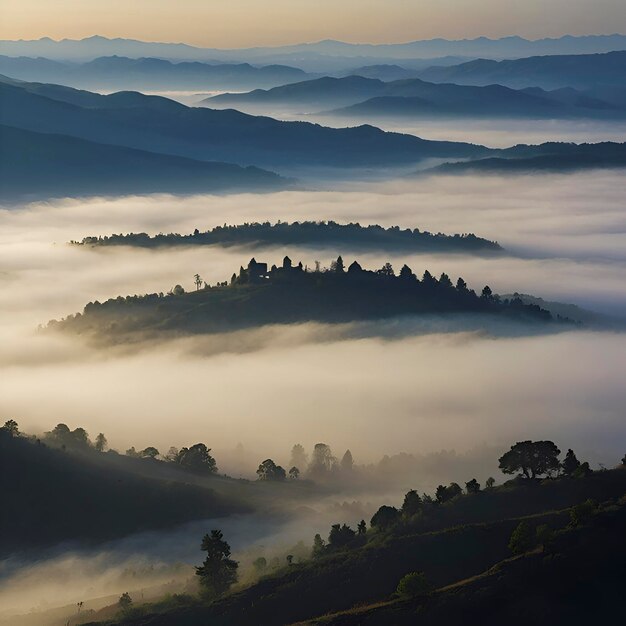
<box><xmin>50</xmin><ymin>256</ymin><xmax>554</xmax><ymax>340</ymax></box>
<box><xmin>75</xmin><ymin>221</ymin><xmax>502</xmax><ymax>254</ymax></box>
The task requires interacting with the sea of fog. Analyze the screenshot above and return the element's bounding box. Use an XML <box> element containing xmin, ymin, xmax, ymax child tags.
<box><xmin>1</xmin><ymin>170</ymin><xmax>625</xmax><ymax>620</ymax></box>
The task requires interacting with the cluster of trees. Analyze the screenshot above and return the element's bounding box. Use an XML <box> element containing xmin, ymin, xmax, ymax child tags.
<box><xmin>310</xmin><ymin>440</ymin><xmax>618</xmax><ymax>557</ymax></box>
<box><xmin>76</xmin><ymin>220</ymin><xmax>501</xmax><ymax>253</ymax></box>
<box><xmin>6</xmin><ymin>419</ymin><xmax>220</xmax><ymax>475</ymax></box>
<box><xmin>255</xmin><ymin>443</ymin><xmax>355</xmax><ymax>483</ymax></box>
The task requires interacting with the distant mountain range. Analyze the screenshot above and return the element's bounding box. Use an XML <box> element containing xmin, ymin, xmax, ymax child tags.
<box><xmin>206</xmin><ymin>72</ymin><xmax>626</xmax><ymax>120</ymax></box>
<box><xmin>418</xmin><ymin>50</ymin><xmax>626</xmax><ymax>94</ymax></box>
<box><xmin>1</xmin><ymin>34</ymin><xmax>626</xmax><ymax>72</ymax></box>
<box><xmin>0</xmin><ymin>55</ymin><xmax>310</xmax><ymax>91</ymax></box>
<box><xmin>0</xmin><ymin>75</ymin><xmax>491</xmax><ymax>174</ymax></box>
<box><xmin>0</xmin><ymin>124</ymin><xmax>286</xmax><ymax>201</ymax></box>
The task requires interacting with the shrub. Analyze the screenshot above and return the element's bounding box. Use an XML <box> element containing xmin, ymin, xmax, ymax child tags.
<box><xmin>396</xmin><ymin>572</ymin><xmax>433</xmax><ymax>599</ymax></box>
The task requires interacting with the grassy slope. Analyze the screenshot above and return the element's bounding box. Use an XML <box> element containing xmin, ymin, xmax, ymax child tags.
<box><xmin>97</xmin><ymin>469</ymin><xmax>626</xmax><ymax>625</ymax></box>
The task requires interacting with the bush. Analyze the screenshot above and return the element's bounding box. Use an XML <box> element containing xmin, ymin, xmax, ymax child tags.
<box><xmin>396</xmin><ymin>572</ymin><xmax>433</xmax><ymax>599</ymax></box>
<box><xmin>508</xmin><ymin>521</ymin><xmax>535</xmax><ymax>555</ymax></box>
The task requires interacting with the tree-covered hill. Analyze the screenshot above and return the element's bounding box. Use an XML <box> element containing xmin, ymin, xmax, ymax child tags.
<box><xmin>94</xmin><ymin>457</ymin><xmax>626</xmax><ymax>626</ymax></box>
<box><xmin>0</xmin><ymin>428</ymin><xmax>250</xmax><ymax>557</ymax></box>
<box><xmin>50</xmin><ymin>257</ymin><xmax>554</xmax><ymax>341</ymax></box>
<box><xmin>75</xmin><ymin>221</ymin><xmax>502</xmax><ymax>254</ymax></box>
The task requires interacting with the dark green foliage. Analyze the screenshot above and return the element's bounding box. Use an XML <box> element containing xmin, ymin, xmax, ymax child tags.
<box><xmin>175</xmin><ymin>443</ymin><xmax>218</xmax><ymax>473</ymax></box>
<box><xmin>535</xmin><ymin>524</ymin><xmax>554</xmax><ymax>548</ymax></box>
<box><xmin>396</xmin><ymin>572</ymin><xmax>433</xmax><ymax>599</ymax></box>
<box><xmin>508</xmin><ymin>521</ymin><xmax>535</xmax><ymax>555</ymax></box>
<box><xmin>256</xmin><ymin>459</ymin><xmax>287</xmax><ymax>481</ymax></box>
<box><xmin>569</xmin><ymin>499</ymin><xmax>597</xmax><ymax>527</ymax></box>
<box><xmin>401</xmin><ymin>490</ymin><xmax>423</xmax><ymax>516</ymax></box>
<box><xmin>498</xmin><ymin>440</ymin><xmax>561</xmax><ymax>479</ymax></box>
<box><xmin>371</xmin><ymin>505</ymin><xmax>400</xmax><ymax>530</ymax></box>
<box><xmin>465</xmin><ymin>478</ymin><xmax>481</xmax><ymax>494</ymax></box>
<box><xmin>196</xmin><ymin>530</ymin><xmax>238</xmax><ymax>599</ymax></box>
<box><xmin>328</xmin><ymin>524</ymin><xmax>356</xmax><ymax>549</ymax></box>
<box><xmin>562</xmin><ymin>449</ymin><xmax>581</xmax><ymax>475</ymax></box>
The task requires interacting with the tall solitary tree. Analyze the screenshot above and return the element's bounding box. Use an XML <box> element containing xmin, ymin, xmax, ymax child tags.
<box><xmin>195</xmin><ymin>530</ymin><xmax>238</xmax><ymax>598</ymax></box>
<box><xmin>465</xmin><ymin>478</ymin><xmax>481</xmax><ymax>494</ymax></box>
<box><xmin>94</xmin><ymin>433</ymin><xmax>108</xmax><ymax>452</ymax></box>
<box><xmin>340</xmin><ymin>449</ymin><xmax>354</xmax><ymax>472</ymax></box>
<box><xmin>256</xmin><ymin>459</ymin><xmax>287</xmax><ymax>481</ymax></box>
<box><xmin>194</xmin><ymin>274</ymin><xmax>203</xmax><ymax>291</ymax></box>
<box><xmin>562</xmin><ymin>449</ymin><xmax>581</xmax><ymax>476</ymax></box>
<box><xmin>401</xmin><ymin>490</ymin><xmax>422</xmax><ymax>517</ymax></box>
<box><xmin>498</xmin><ymin>441</ymin><xmax>561</xmax><ymax>479</ymax></box>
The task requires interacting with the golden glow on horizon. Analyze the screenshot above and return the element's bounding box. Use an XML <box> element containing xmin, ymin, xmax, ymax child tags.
<box><xmin>0</xmin><ymin>0</ymin><xmax>624</xmax><ymax>47</ymax></box>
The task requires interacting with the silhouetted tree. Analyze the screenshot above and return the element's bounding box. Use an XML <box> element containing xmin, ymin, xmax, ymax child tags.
<box><xmin>330</xmin><ymin>256</ymin><xmax>345</xmax><ymax>273</ymax></box>
<box><xmin>396</xmin><ymin>572</ymin><xmax>433</xmax><ymax>599</ymax></box>
<box><xmin>126</xmin><ymin>446</ymin><xmax>140</xmax><ymax>458</ymax></box>
<box><xmin>140</xmin><ymin>446</ymin><xmax>160</xmax><ymax>459</ymax></box>
<box><xmin>340</xmin><ymin>449</ymin><xmax>354</xmax><ymax>472</ymax></box>
<box><xmin>286</xmin><ymin>554</ymin><xmax>294</xmax><ymax>565</ymax></box>
<box><xmin>481</xmin><ymin>285</ymin><xmax>493</xmax><ymax>300</ymax></box>
<box><xmin>370</xmin><ymin>505</ymin><xmax>399</xmax><ymax>530</ymax></box>
<box><xmin>439</xmin><ymin>273</ymin><xmax>453</xmax><ymax>288</ymax></box>
<box><xmin>508</xmin><ymin>521</ymin><xmax>535</xmax><ymax>555</ymax></box>
<box><xmin>328</xmin><ymin>523</ymin><xmax>356</xmax><ymax>549</ymax></box>
<box><xmin>436</xmin><ymin>482</ymin><xmax>462</xmax><ymax>503</ymax></box>
<box><xmin>485</xmin><ymin>476</ymin><xmax>495</xmax><ymax>489</ymax></box>
<box><xmin>1</xmin><ymin>419</ymin><xmax>19</xmax><ymax>437</ymax></box>
<box><xmin>94</xmin><ymin>433</ymin><xmax>107</xmax><ymax>452</ymax></box>
<box><xmin>456</xmin><ymin>277</ymin><xmax>468</xmax><ymax>291</ymax></box>
<box><xmin>562</xmin><ymin>449</ymin><xmax>581</xmax><ymax>476</ymax></box>
<box><xmin>465</xmin><ymin>478</ymin><xmax>481</xmax><ymax>494</ymax></box>
<box><xmin>308</xmin><ymin>443</ymin><xmax>337</xmax><ymax>478</ymax></box>
<box><xmin>176</xmin><ymin>443</ymin><xmax>218</xmax><ymax>473</ymax></box>
<box><xmin>195</xmin><ymin>530</ymin><xmax>238</xmax><ymax>598</ymax></box>
<box><xmin>401</xmin><ymin>490</ymin><xmax>422</xmax><ymax>517</ymax></box>
<box><xmin>357</xmin><ymin>519</ymin><xmax>367</xmax><ymax>535</ymax></box>
<box><xmin>498</xmin><ymin>441</ymin><xmax>561</xmax><ymax>479</ymax></box>
<box><xmin>377</xmin><ymin>262</ymin><xmax>394</xmax><ymax>276</ymax></box>
<box><xmin>256</xmin><ymin>459</ymin><xmax>287</xmax><ymax>481</ymax></box>
<box><xmin>289</xmin><ymin>444</ymin><xmax>308</xmax><ymax>471</ymax></box>
<box><xmin>621</xmin><ymin>453</ymin><xmax>626</xmax><ymax>467</ymax></box>
<box><xmin>399</xmin><ymin>264</ymin><xmax>414</xmax><ymax>280</ymax></box>
<box><xmin>172</xmin><ymin>284</ymin><xmax>185</xmax><ymax>296</ymax></box>
<box><xmin>312</xmin><ymin>533</ymin><xmax>326</xmax><ymax>558</ymax></box>
<box><xmin>118</xmin><ymin>592</ymin><xmax>133</xmax><ymax>612</ymax></box>
<box><xmin>194</xmin><ymin>274</ymin><xmax>203</xmax><ymax>291</ymax></box>
<box><xmin>288</xmin><ymin>466</ymin><xmax>300</xmax><ymax>480</ymax></box>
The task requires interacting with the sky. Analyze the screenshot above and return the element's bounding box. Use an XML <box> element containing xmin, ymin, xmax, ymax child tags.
<box><xmin>1</xmin><ymin>0</ymin><xmax>625</xmax><ymax>47</ymax></box>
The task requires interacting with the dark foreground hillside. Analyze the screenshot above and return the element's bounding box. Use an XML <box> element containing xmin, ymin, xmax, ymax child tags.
<box><xmin>96</xmin><ymin>468</ymin><xmax>626</xmax><ymax>626</ymax></box>
<box><xmin>0</xmin><ymin>430</ymin><xmax>248</xmax><ymax>557</ymax></box>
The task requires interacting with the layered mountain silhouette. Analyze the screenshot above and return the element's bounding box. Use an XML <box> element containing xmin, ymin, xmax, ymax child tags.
<box><xmin>2</xmin><ymin>34</ymin><xmax>625</xmax><ymax>72</ymax></box>
<box><xmin>0</xmin><ymin>125</ymin><xmax>286</xmax><ymax>200</ymax></box>
<box><xmin>206</xmin><ymin>75</ymin><xmax>625</xmax><ymax>119</ymax></box>
<box><xmin>0</xmin><ymin>55</ymin><xmax>310</xmax><ymax>91</ymax></box>
<box><xmin>0</xmin><ymin>75</ymin><xmax>492</xmax><ymax>172</ymax></box>
<box><xmin>418</xmin><ymin>50</ymin><xmax>626</xmax><ymax>94</ymax></box>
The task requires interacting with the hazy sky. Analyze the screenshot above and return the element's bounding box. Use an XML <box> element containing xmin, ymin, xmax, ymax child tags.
<box><xmin>1</xmin><ymin>0</ymin><xmax>625</xmax><ymax>47</ymax></box>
